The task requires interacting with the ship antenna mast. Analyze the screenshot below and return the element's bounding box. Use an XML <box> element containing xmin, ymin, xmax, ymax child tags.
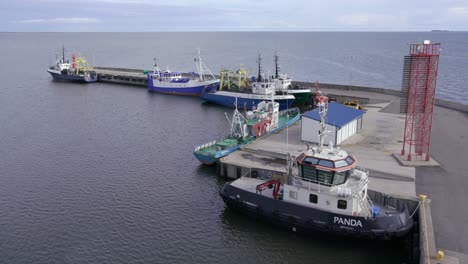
<box><xmin>194</xmin><ymin>48</ymin><xmax>215</xmax><ymax>81</ymax></box>
<box><xmin>153</xmin><ymin>58</ymin><xmax>161</xmax><ymax>78</ymax></box>
<box><xmin>62</xmin><ymin>45</ymin><xmax>65</xmax><ymax>64</ymax></box>
<box><xmin>153</xmin><ymin>58</ymin><xmax>158</xmax><ymax>73</ymax></box>
<box><xmin>257</xmin><ymin>52</ymin><xmax>263</xmax><ymax>82</ymax></box>
<box><xmin>274</xmin><ymin>51</ymin><xmax>279</xmax><ymax>78</ymax></box>
<box><xmin>195</xmin><ymin>48</ymin><xmax>204</xmax><ymax>81</ymax></box>
<box><xmin>225</xmin><ymin>98</ymin><xmax>247</xmax><ymax>138</ymax></box>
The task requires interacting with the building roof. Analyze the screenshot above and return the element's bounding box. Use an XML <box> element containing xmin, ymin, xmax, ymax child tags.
<box><xmin>302</xmin><ymin>102</ymin><xmax>364</xmax><ymax>128</ymax></box>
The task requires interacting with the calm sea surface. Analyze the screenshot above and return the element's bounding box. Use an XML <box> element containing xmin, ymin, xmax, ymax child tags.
<box><xmin>0</xmin><ymin>32</ymin><xmax>467</xmax><ymax>263</ymax></box>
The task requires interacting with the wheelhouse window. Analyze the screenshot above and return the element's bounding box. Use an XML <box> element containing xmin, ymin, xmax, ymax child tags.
<box><xmin>302</xmin><ymin>166</ymin><xmax>317</xmax><ymax>181</ymax></box>
<box><xmin>309</xmin><ymin>194</ymin><xmax>318</xmax><ymax>204</ymax></box>
<box><xmin>303</xmin><ymin>157</ymin><xmax>319</xmax><ymax>165</ymax></box>
<box><xmin>300</xmin><ymin>156</ymin><xmax>353</xmax><ymax>186</ymax></box>
<box><xmin>318</xmin><ymin>159</ymin><xmax>334</xmax><ymax>168</ymax></box>
<box><xmin>345</xmin><ymin>156</ymin><xmax>355</xmax><ymax>165</ymax></box>
<box><xmin>317</xmin><ymin>169</ymin><xmax>333</xmax><ymax>185</ymax></box>
<box><xmin>333</xmin><ymin>170</ymin><xmax>348</xmax><ymax>185</ymax></box>
<box><xmin>334</xmin><ymin>159</ymin><xmax>348</xmax><ymax>168</ymax></box>
<box><xmin>337</xmin><ymin>200</ymin><xmax>347</xmax><ymax>210</ymax></box>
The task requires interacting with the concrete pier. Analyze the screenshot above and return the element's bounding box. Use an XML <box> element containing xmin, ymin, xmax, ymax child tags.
<box><xmin>95</xmin><ymin>67</ymin><xmax>148</xmax><ymax>87</ymax></box>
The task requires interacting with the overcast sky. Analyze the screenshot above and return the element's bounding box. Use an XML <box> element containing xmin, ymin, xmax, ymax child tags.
<box><xmin>1</xmin><ymin>0</ymin><xmax>467</xmax><ymax>32</ymax></box>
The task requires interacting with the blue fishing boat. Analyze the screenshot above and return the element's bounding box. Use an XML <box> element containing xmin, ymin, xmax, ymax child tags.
<box><xmin>201</xmin><ymin>53</ymin><xmax>295</xmax><ymax>110</ymax></box>
<box><xmin>147</xmin><ymin>50</ymin><xmax>219</xmax><ymax>96</ymax></box>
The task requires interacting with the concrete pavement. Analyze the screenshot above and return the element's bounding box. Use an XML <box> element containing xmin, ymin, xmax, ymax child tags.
<box><xmin>416</xmin><ymin>107</ymin><xmax>468</xmax><ymax>263</ymax></box>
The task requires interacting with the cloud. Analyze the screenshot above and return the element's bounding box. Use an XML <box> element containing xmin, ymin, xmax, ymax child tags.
<box><xmin>448</xmin><ymin>7</ymin><xmax>468</xmax><ymax>16</ymax></box>
<box><xmin>337</xmin><ymin>14</ymin><xmax>370</xmax><ymax>26</ymax></box>
<box><xmin>337</xmin><ymin>13</ymin><xmax>407</xmax><ymax>28</ymax></box>
<box><xmin>1</xmin><ymin>0</ymin><xmax>467</xmax><ymax>31</ymax></box>
<box><xmin>14</xmin><ymin>17</ymin><xmax>100</xmax><ymax>24</ymax></box>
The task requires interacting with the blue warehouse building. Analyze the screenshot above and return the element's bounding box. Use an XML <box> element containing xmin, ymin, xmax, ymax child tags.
<box><xmin>301</xmin><ymin>102</ymin><xmax>365</xmax><ymax>146</ymax></box>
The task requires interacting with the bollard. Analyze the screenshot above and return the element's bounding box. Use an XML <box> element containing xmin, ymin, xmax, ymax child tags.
<box><xmin>436</xmin><ymin>250</ymin><xmax>444</xmax><ymax>261</ymax></box>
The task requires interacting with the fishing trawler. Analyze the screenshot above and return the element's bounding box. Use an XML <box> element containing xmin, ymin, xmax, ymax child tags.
<box><xmin>272</xmin><ymin>53</ymin><xmax>311</xmax><ymax>106</ymax></box>
<box><xmin>201</xmin><ymin>53</ymin><xmax>295</xmax><ymax>110</ymax></box>
<box><xmin>194</xmin><ymin>96</ymin><xmax>300</xmax><ymax>165</ymax></box>
<box><xmin>220</xmin><ymin>94</ymin><xmax>414</xmax><ymax>239</ymax></box>
<box><xmin>147</xmin><ymin>50</ymin><xmax>219</xmax><ymax>96</ymax></box>
<box><xmin>47</xmin><ymin>46</ymin><xmax>97</xmax><ymax>83</ymax></box>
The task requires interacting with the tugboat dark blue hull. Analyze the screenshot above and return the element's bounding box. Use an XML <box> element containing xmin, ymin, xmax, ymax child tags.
<box><xmin>220</xmin><ymin>184</ymin><xmax>414</xmax><ymax>240</ymax></box>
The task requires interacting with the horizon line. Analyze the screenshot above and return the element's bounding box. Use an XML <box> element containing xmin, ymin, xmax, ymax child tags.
<box><xmin>1</xmin><ymin>30</ymin><xmax>467</xmax><ymax>33</ymax></box>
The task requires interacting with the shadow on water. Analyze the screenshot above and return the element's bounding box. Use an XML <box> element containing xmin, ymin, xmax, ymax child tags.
<box><xmin>200</xmin><ymin>100</ymin><xmax>233</xmax><ymax>110</ymax></box>
<box><xmin>195</xmin><ymin>164</ymin><xmax>230</xmax><ymax>189</ymax></box>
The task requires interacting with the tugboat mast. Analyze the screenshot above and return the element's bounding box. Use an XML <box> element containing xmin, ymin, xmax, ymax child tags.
<box><xmin>315</xmin><ymin>81</ymin><xmax>329</xmax><ymax>151</ymax></box>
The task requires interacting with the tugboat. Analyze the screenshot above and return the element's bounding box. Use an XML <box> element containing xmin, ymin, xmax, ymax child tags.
<box><xmin>220</xmin><ymin>94</ymin><xmax>414</xmax><ymax>239</ymax></box>
<box><xmin>201</xmin><ymin>53</ymin><xmax>295</xmax><ymax>111</ymax></box>
<box><xmin>147</xmin><ymin>50</ymin><xmax>219</xmax><ymax>96</ymax></box>
<box><xmin>194</xmin><ymin>95</ymin><xmax>300</xmax><ymax>165</ymax></box>
<box><xmin>47</xmin><ymin>46</ymin><xmax>97</xmax><ymax>83</ymax></box>
<box><xmin>272</xmin><ymin>52</ymin><xmax>311</xmax><ymax>106</ymax></box>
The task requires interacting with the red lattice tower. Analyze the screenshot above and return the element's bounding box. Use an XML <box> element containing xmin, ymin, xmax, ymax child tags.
<box><xmin>401</xmin><ymin>41</ymin><xmax>440</xmax><ymax>161</ymax></box>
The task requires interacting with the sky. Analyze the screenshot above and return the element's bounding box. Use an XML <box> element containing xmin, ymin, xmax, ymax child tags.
<box><xmin>1</xmin><ymin>0</ymin><xmax>468</xmax><ymax>32</ymax></box>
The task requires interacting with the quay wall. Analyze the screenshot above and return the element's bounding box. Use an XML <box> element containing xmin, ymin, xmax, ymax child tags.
<box><xmin>294</xmin><ymin>81</ymin><xmax>468</xmax><ymax>113</ymax></box>
<box><xmin>94</xmin><ymin>67</ymin><xmax>147</xmax><ymax>87</ymax></box>
<box><xmin>293</xmin><ymin>81</ymin><xmax>404</xmax><ymax>97</ymax></box>
<box><xmin>418</xmin><ymin>199</ymin><xmax>438</xmax><ymax>264</ymax></box>
<box><xmin>97</xmin><ymin>76</ymin><xmax>147</xmax><ymax>87</ymax></box>
<box><xmin>95</xmin><ymin>66</ymin><xmax>146</xmax><ymax>73</ymax></box>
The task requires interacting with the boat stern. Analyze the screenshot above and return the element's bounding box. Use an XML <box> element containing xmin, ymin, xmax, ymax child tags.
<box><xmin>193</xmin><ymin>151</ymin><xmax>217</xmax><ymax>166</ymax></box>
